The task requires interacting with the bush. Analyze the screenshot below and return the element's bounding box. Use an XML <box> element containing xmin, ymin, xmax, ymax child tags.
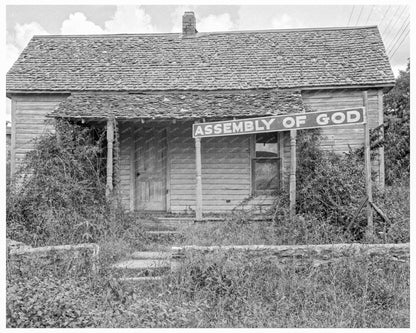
<box><xmin>6</xmin><ymin>119</ymin><xmax>146</xmax><ymax>248</ymax></box>
<box><xmin>269</xmin><ymin>128</ymin><xmax>409</xmax><ymax>242</ymax></box>
<box><xmin>296</xmin><ymin>130</ymin><xmax>366</xmax><ymax>226</ymax></box>
<box><xmin>383</xmin><ymin>115</ymin><xmax>410</xmax><ymax>184</ymax></box>
<box><xmin>383</xmin><ymin>61</ymin><xmax>410</xmax><ymax>184</ymax></box>
<box><xmin>7</xmin><ymin>119</ymin><xmax>107</xmax><ymax>246</ymax></box>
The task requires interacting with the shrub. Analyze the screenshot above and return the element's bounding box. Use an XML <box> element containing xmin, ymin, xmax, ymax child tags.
<box><xmin>383</xmin><ymin>115</ymin><xmax>410</xmax><ymax>184</ymax></box>
<box><xmin>383</xmin><ymin>61</ymin><xmax>410</xmax><ymax>184</ymax></box>
<box><xmin>7</xmin><ymin>119</ymin><xmax>107</xmax><ymax>246</ymax></box>
<box><xmin>6</xmin><ymin>119</ymin><xmax>146</xmax><ymax>248</ymax></box>
<box><xmin>295</xmin><ymin>129</ymin><xmax>366</xmax><ymax>226</ymax></box>
<box><xmin>269</xmin><ymin>128</ymin><xmax>409</xmax><ymax>242</ymax></box>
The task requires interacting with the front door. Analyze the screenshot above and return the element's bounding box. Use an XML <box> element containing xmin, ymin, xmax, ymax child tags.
<box><xmin>135</xmin><ymin>127</ymin><xmax>167</xmax><ymax>211</ymax></box>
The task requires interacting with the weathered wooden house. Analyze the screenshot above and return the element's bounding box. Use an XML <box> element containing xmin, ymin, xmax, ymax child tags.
<box><xmin>7</xmin><ymin>12</ymin><xmax>394</xmax><ymax>217</ymax></box>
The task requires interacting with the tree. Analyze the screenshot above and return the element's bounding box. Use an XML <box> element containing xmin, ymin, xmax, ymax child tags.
<box><xmin>383</xmin><ymin>60</ymin><xmax>410</xmax><ymax>184</ymax></box>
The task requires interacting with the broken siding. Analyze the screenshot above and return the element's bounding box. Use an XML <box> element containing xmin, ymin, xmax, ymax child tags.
<box><xmin>11</xmin><ymin>94</ymin><xmax>66</xmax><ymax>174</ymax></box>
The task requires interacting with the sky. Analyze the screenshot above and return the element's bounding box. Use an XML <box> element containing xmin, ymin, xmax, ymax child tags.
<box><xmin>4</xmin><ymin>3</ymin><xmax>411</xmax><ymax>122</ymax></box>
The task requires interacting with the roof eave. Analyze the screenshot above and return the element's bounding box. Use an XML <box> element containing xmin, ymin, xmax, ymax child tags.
<box><xmin>6</xmin><ymin>82</ymin><xmax>396</xmax><ymax>96</ymax></box>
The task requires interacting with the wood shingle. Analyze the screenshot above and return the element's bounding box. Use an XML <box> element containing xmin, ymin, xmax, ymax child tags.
<box><xmin>7</xmin><ymin>26</ymin><xmax>394</xmax><ymax>92</ymax></box>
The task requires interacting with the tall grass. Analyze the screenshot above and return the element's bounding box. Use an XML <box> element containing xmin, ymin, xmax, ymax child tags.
<box><xmin>8</xmin><ymin>248</ymin><xmax>408</xmax><ymax>328</ymax></box>
<box><xmin>178</xmin><ymin>178</ymin><xmax>409</xmax><ymax>247</ymax></box>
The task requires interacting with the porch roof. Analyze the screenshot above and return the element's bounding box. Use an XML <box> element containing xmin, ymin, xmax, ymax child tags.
<box><xmin>49</xmin><ymin>90</ymin><xmax>306</xmax><ymax>120</ymax></box>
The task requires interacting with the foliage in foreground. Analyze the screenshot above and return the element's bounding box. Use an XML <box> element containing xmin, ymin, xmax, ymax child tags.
<box><xmin>268</xmin><ymin>129</ymin><xmax>408</xmax><ymax>243</ymax></box>
<box><xmin>6</xmin><ymin>119</ymin><xmax>146</xmax><ymax>248</ymax></box>
<box><xmin>7</xmin><ymin>251</ymin><xmax>409</xmax><ymax>328</ymax></box>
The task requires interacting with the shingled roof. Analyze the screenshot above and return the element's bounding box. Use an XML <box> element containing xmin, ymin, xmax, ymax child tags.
<box><xmin>49</xmin><ymin>90</ymin><xmax>306</xmax><ymax>119</ymax></box>
<box><xmin>7</xmin><ymin>26</ymin><xmax>394</xmax><ymax>92</ymax></box>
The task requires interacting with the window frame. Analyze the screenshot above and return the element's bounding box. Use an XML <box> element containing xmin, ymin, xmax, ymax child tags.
<box><xmin>251</xmin><ymin>132</ymin><xmax>282</xmax><ymax>195</ymax></box>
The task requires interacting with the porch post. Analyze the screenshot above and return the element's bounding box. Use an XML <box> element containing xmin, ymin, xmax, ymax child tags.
<box><xmin>289</xmin><ymin>129</ymin><xmax>297</xmax><ymax>219</ymax></box>
<box><xmin>377</xmin><ymin>89</ymin><xmax>385</xmax><ymax>190</ymax></box>
<box><xmin>106</xmin><ymin>118</ymin><xmax>114</xmax><ymax>198</ymax></box>
<box><xmin>129</xmin><ymin>124</ymin><xmax>136</xmax><ymax>211</ymax></box>
<box><xmin>195</xmin><ymin>137</ymin><xmax>203</xmax><ymax>221</ymax></box>
<box><xmin>363</xmin><ymin>91</ymin><xmax>374</xmax><ymax>239</ymax></box>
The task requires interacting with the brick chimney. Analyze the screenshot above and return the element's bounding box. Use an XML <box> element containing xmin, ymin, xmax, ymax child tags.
<box><xmin>182</xmin><ymin>11</ymin><xmax>197</xmax><ymax>36</ymax></box>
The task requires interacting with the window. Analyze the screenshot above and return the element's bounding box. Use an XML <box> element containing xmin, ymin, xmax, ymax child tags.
<box><xmin>252</xmin><ymin>133</ymin><xmax>281</xmax><ymax>194</ymax></box>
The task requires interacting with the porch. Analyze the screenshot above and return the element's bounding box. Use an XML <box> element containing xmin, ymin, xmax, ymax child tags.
<box><xmin>50</xmin><ymin>90</ymin><xmax>305</xmax><ymax>217</ymax></box>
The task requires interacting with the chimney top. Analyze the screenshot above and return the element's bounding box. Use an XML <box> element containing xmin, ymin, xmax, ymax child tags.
<box><xmin>182</xmin><ymin>11</ymin><xmax>197</xmax><ymax>36</ymax></box>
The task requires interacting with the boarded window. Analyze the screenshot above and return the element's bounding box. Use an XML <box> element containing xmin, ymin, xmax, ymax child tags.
<box><xmin>253</xmin><ymin>133</ymin><xmax>280</xmax><ymax>194</ymax></box>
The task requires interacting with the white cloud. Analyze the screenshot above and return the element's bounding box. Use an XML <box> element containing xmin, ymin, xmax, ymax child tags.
<box><xmin>6</xmin><ymin>43</ymin><xmax>20</xmax><ymax>70</ymax></box>
<box><xmin>14</xmin><ymin>22</ymin><xmax>49</xmax><ymax>49</ymax></box>
<box><xmin>198</xmin><ymin>13</ymin><xmax>234</xmax><ymax>32</ymax></box>
<box><xmin>236</xmin><ymin>6</ymin><xmax>303</xmax><ymax>31</ymax></box>
<box><xmin>60</xmin><ymin>6</ymin><xmax>156</xmax><ymax>35</ymax></box>
<box><xmin>170</xmin><ymin>6</ymin><xmax>234</xmax><ymax>33</ymax></box>
<box><xmin>104</xmin><ymin>6</ymin><xmax>155</xmax><ymax>33</ymax></box>
<box><xmin>271</xmin><ymin>13</ymin><xmax>303</xmax><ymax>29</ymax></box>
<box><xmin>61</xmin><ymin>12</ymin><xmax>104</xmax><ymax>35</ymax></box>
<box><xmin>236</xmin><ymin>6</ymin><xmax>275</xmax><ymax>30</ymax></box>
<box><xmin>170</xmin><ymin>5</ymin><xmax>193</xmax><ymax>33</ymax></box>
<box><xmin>6</xmin><ymin>21</ymin><xmax>49</xmax><ymax>71</ymax></box>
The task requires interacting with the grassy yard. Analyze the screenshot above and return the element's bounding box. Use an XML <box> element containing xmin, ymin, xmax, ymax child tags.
<box><xmin>7</xmin><ymin>183</ymin><xmax>410</xmax><ymax>328</ymax></box>
<box><xmin>7</xmin><ymin>249</ymin><xmax>409</xmax><ymax>328</ymax></box>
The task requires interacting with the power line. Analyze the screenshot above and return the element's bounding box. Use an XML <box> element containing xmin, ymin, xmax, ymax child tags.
<box><xmin>347</xmin><ymin>5</ymin><xmax>355</xmax><ymax>26</ymax></box>
<box><xmin>381</xmin><ymin>6</ymin><xmax>401</xmax><ymax>36</ymax></box>
<box><xmin>389</xmin><ymin>29</ymin><xmax>409</xmax><ymax>59</ymax></box>
<box><xmin>365</xmin><ymin>5</ymin><xmax>375</xmax><ymax>24</ymax></box>
<box><xmin>388</xmin><ymin>22</ymin><xmax>409</xmax><ymax>58</ymax></box>
<box><xmin>387</xmin><ymin>19</ymin><xmax>410</xmax><ymax>55</ymax></box>
<box><xmin>384</xmin><ymin>6</ymin><xmax>408</xmax><ymax>39</ymax></box>
<box><xmin>378</xmin><ymin>5</ymin><xmax>391</xmax><ymax>30</ymax></box>
<box><xmin>355</xmin><ymin>6</ymin><xmax>364</xmax><ymax>25</ymax></box>
<box><xmin>386</xmin><ymin>14</ymin><xmax>409</xmax><ymax>51</ymax></box>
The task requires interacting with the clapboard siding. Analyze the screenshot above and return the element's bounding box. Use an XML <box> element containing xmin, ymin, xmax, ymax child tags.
<box><xmin>118</xmin><ymin>122</ymin><xmax>132</xmax><ymax>209</ymax></box>
<box><xmin>11</xmin><ymin>94</ymin><xmax>68</xmax><ymax>173</ymax></box>
<box><xmin>168</xmin><ymin>122</ymin><xmax>251</xmax><ymax>213</ymax></box>
<box><xmin>116</xmin><ymin>121</ymin><xmax>252</xmax><ymax>213</ymax></box>
<box><xmin>302</xmin><ymin>89</ymin><xmax>379</xmax><ymax>152</ymax></box>
<box><xmin>301</xmin><ymin>88</ymin><xmax>383</xmax><ymax>184</ymax></box>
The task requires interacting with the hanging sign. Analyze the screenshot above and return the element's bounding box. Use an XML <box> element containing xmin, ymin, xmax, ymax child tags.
<box><xmin>193</xmin><ymin>107</ymin><xmax>365</xmax><ymax>138</ymax></box>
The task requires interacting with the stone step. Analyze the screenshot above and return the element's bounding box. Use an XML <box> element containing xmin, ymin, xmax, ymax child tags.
<box><xmin>145</xmin><ymin>230</ymin><xmax>180</xmax><ymax>235</ymax></box>
<box><xmin>156</xmin><ymin>216</ymin><xmax>225</xmax><ymax>224</ymax></box>
<box><xmin>111</xmin><ymin>259</ymin><xmax>170</xmax><ymax>270</ymax></box>
<box><xmin>140</xmin><ymin>221</ymin><xmax>178</xmax><ymax>231</ymax></box>
<box><xmin>117</xmin><ymin>276</ymin><xmax>166</xmax><ymax>282</ymax></box>
<box><xmin>130</xmin><ymin>251</ymin><xmax>171</xmax><ymax>260</ymax></box>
